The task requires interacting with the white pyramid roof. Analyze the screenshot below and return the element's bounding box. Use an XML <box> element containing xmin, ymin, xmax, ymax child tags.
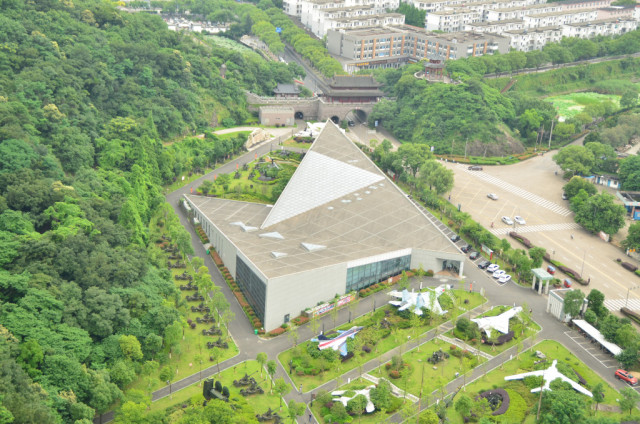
<box><xmin>261</xmin><ymin>149</ymin><xmax>383</xmax><ymax>228</ymax></box>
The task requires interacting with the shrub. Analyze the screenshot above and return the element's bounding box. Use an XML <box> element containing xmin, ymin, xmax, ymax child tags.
<box><xmin>269</xmin><ymin>327</ymin><xmax>285</xmax><ymax>336</ymax></box>
<box><xmin>523</xmin><ymin>376</ymin><xmax>543</xmax><ymax>389</ymax></box>
<box><xmin>509</xmin><ymin>232</ymin><xmax>532</xmax><ymax>248</ymax></box>
<box><xmin>622</xmin><ymin>262</ymin><xmax>638</xmax><ymax>272</ymax></box>
<box><xmin>389</xmin><ymin>369</ymin><xmax>401</xmax><ymax>379</ymax></box>
<box><xmin>495</xmin><ymin>389</ymin><xmax>526</xmax><ymax>423</ymax></box>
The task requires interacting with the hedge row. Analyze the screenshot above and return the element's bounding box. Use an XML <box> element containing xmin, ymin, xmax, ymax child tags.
<box><xmin>621</xmin><ymin>307</ymin><xmax>640</xmax><ymax>325</ymax></box>
<box><xmin>195</xmin><ymin>225</ymin><xmax>209</xmax><ymax>244</ymax></box>
<box><xmin>509</xmin><ymin>232</ymin><xmax>532</xmax><ymax>249</ymax></box>
<box><xmin>359</xmin><ymin>271</ymin><xmax>415</xmax><ymax>297</ymax></box>
<box><xmin>215</xmin><ymin>261</ymin><xmax>264</xmax><ymax>332</ymax></box>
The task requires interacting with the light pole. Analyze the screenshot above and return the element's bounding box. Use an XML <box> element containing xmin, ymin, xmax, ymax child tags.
<box><xmin>167</xmin><ymin>380</ymin><xmax>172</xmax><ymax>399</ymax></box>
<box><xmin>625</xmin><ymin>285</ymin><xmax>640</xmax><ymax>308</ymax></box>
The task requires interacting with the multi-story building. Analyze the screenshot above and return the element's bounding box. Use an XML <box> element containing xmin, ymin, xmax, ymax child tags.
<box><xmin>426</xmin><ymin>9</ymin><xmax>483</xmax><ymax>32</ymax></box>
<box><xmin>523</xmin><ymin>9</ymin><xmax>599</xmax><ymax>28</ymax></box>
<box><xmin>485</xmin><ymin>3</ymin><xmax>563</xmax><ymax>22</ymax></box>
<box><xmin>561</xmin><ymin>18</ymin><xmax>639</xmax><ymax>38</ymax></box>
<box><xmin>327</xmin><ymin>24</ymin><xmax>510</xmax><ymax>72</ymax></box>
<box><xmin>596</xmin><ymin>5</ymin><xmax>636</xmax><ymax>20</ymax></box>
<box><xmin>465</xmin><ymin>18</ymin><xmax>525</xmax><ymax>33</ymax></box>
<box><xmin>504</xmin><ymin>26</ymin><xmax>563</xmax><ymax>51</ymax></box>
<box><xmin>557</xmin><ymin>0</ymin><xmax>615</xmax><ymax>11</ymax></box>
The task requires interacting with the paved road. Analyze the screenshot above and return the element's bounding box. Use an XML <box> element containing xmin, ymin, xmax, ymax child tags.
<box><xmin>97</xmin><ymin>138</ymin><xmax>634</xmax><ymax>423</ymax></box>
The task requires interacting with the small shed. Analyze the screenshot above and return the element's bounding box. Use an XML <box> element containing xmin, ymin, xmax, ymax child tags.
<box><xmin>531</xmin><ymin>268</ymin><xmax>553</xmax><ymax>295</ymax></box>
<box><xmin>546</xmin><ymin>288</ymin><xmax>572</xmax><ymax>322</ymax></box>
<box><xmin>259</xmin><ymin>106</ymin><xmax>294</xmax><ymax>126</ymax></box>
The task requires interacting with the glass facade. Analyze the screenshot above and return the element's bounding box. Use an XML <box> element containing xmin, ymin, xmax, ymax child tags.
<box><xmin>345</xmin><ymin>255</ymin><xmax>411</xmax><ymax>292</ymax></box>
<box><xmin>236</xmin><ymin>256</ymin><xmax>266</xmax><ymax>322</ymax></box>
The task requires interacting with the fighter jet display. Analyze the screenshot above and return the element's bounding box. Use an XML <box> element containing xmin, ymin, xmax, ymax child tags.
<box><xmin>471</xmin><ymin>306</ymin><xmax>522</xmax><ymax>337</ymax></box>
<box><xmin>388</xmin><ymin>284</ymin><xmax>452</xmax><ymax>316</ymax></box>
<box><xmin>311</xmin><ymin>326</ymin><xmax>363</xmax><ymax>356</ymax></box>
<box><xmin>505</xmin><ymin>360</ymin><xmax>593</xmax><ymax>397</ymax></box>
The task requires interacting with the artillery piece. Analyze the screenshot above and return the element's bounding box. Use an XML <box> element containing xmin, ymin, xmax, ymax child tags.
<box><xmin>202</xmin><ymin>325</ymin><xmax>222</xmax><ymax>336</ymax></box>
<box><xmin>427</xmin><ymin>349</ymin><xmax>449</xmax><ymax>364</ymax></box>
<box><xmin>207</xmin><ymin>337</ymin><xmax>228</xmax><ymax>349</ymax></box>
<box><xmin>191</xmin><ymin>303</ymin><xmax>211</xmax><ymax>313</ymax></box>
<box><xmin>256</xmin><ymin>407</ymin><xmax>281</xmax><ymax>423</ymax></box>
<box><xmin>186</xmin><ymin>293</ymin><xmax>205</xmax><ymax>302</ymax></box>
<box><xmin>240</xmin><ymin>381</ymin><xmax>264</xmax><ymax>396</ymax></box>
<box><xmin>196</xmin><ymin>314</ymin><xmax>215</xmax><ymax>323</ymax></box>
<box><xmin>168</xmin><ymin>254</ymin><xmax>181</xmax><ymax>260</ymax></box>
<box><xmin>175</xmin><ymin>273</ymin><xmax>193</xmax><ymax>281</ymax></box>
<box><xmin>179</xmin><ymin>282</ymin><xmax>196</xmax><ymax>290</ymax></box>
<box><xmin>233</xmin><ymin>373</ymin><xmax>257</xmax><ymax>387</ymax></box>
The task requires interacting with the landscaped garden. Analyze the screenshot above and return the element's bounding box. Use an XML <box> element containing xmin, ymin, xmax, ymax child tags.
<box><xmin>311</xmin><ymin>377</ymin><xmax>403</xmax><ymax>424</ymax></box>
<box><xmin>369</xmin><ymin>338</ymin><xmax>488</xmax><ymax>398</ymax></box>
<box><xmin>420</xmin><ymin>340</ymin><xmax>622</xmax><ymax>424</ymax></box>
<box><xmin>446</xmin><ymin>305</ymin><xmax>541</xmax><ymax>356</ymax></box>
<box><xmin>546</xmin><ymin>92</ymin><xmax>620</xmax><ymax>120</ymax></box>
<box><xmin>278</xmin><ymin>289</ymin><xmax>486</xmax><ymax>391</ymax></box>
<box><xmin>149</xmin><ymin>360</ymin><xmax>290</xmax><ymax>421</ymax></box>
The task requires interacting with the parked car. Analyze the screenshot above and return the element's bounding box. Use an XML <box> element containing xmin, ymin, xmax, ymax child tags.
<box><xmin>469</xmin><ymin>251</ymin><xmax>480</xmax><ymax>260</ymax></box>
<box><xmin>547</xmin><ymin>265</ymin><xmax>556</xmax><ymax>275</ymax></box>
<box><xmin>498</xmin><ymin>274</ymin><xmax>512</xmax><ymax>283</ymax></box>
<box><xmin>501</xmin><ymin>216</ymin><xmax>514</xmax><ymax>225</ymax></box>
<box><xmin>487</xmin><ymin>193</ymin><xmax>498</xmax><ymax>200</ymax></box>
<box><xmin>450</xmin><ymin>234</ymin><xmax>461</xmax><ymax>242</ymax></box>
<box><xmin>468</xmin><ymin>165</ymin><xmax>483</xmax><ymax>171</ymax></box>
<box><xmin>615</xmin><ymin>369</ymin><xmax>638</xmax><ymax>386</ymax></box>
<box><xmin>487</xmin><ymin>264</ymin><xmax>500</xmax><ymax>272</ymax></box>
<box><xmin>478</xmin><ymin>260</ymin><xmax>491</xmax><ymax>269</ymax></box>
<box><xmin>514</xmin><ymin>216</ymin><xmax>526</xmax><ymax>225</ymax></box>
<box><xmin>348</xmin><ymin>120</ymin><xmax>355</xmax><ymax>127</ymax></box>
<box><xmin>492</xmin><ymin>270</ymin><xmax>506</xmax><ymax>278</ymax></box>
<box><xmin>564</xmin><ymin>279</ymin><xmax>572</xmax><ymax>288</ymax></box>
<box><xmin>461</xmin><ymin>244</ymin><xmax>472</xmax><ymax>253</ymax></box>
<box><xmin>562</xmin><ymin>192</ymin><xmax>568</xmax><ymax>200</ymax></box>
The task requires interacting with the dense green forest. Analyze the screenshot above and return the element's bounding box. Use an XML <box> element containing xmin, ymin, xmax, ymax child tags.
<box><xmin>0</xmin><ymin>1</ymin><xmax>304</xmax><ymax>422</ymax></box>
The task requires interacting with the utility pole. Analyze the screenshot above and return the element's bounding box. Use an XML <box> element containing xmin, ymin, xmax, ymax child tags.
<box><xmin>548</xmin><ymin>118</ymin><xmax>556</xmax><ymax>149</ymax></box>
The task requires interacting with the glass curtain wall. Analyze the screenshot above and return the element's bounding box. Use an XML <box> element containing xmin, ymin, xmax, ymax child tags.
<box><xmin>345</xmin><ymin>255</ymin><xmax>411</xmax><ymax>292</ymax></box>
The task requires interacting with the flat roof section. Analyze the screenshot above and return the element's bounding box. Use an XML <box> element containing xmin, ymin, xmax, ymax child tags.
<box><xmin>186</xmin><ymin>121</ymin><xmax>461</xmax><ymax>279</ymax></box>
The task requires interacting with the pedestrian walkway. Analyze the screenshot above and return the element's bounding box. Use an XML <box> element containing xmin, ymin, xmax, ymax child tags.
<box><xmin>458</xmin><ymin>165</ymin><xmax>572</xmax><ymax>216</ymax></box>
<box><xmin>604</xmin><ymin>298</ymin><xmax>640</xmax><ymax>312</ymax></box>
<box><xmin>437</xmin><ymin>335</ymin><xmax>494</xmax><ymax>360</ymax></box>
<box><xmin>489</xmin><ymin>222</ymin><xmax>581</xmax><ymax>235</ymax></box>
<box><xmin>362</xmin><ymin>373</ymin><xmax>419</xmax><ymax>402</ymax></box>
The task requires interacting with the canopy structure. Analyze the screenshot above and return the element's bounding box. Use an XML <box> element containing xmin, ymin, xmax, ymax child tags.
<box><xmin>472</xmin><ymin>306</ymin><xmax>522</xmax><ymax>337</ymax></box>
<box><xmin>572</xmin><ymin>319</ymin><xmax>622</xmax><ymax>356</ymax></box>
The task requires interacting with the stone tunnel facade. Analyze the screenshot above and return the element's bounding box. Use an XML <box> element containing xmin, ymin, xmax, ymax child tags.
<box><xmin>245</xmin><ymin>91</ymin><xmax>375</xmax><ymax>122</ymax></box>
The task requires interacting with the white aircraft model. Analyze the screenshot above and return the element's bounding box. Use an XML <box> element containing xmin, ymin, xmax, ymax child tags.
<box><xmin>388</xmin><ymin>285</ymin><xmax>451</xmax><ymax>316</ymax></box>
<box><xmin>311</xmin><ymin>326</ymin><xmax>363</xmax><ymax>356</ymax></box>
<box><xmin>471</xmin><ymin>306</ymin><xmax>522</xmax><ymax>337</ymax></box>
<box><xmin>505</xmin><ymin>360</ymin><xmax>593</xmax><ymax>397</ymax></box>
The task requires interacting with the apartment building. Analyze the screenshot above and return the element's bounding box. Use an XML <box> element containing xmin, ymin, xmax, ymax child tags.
<box><xmin>327</xmin><ymin>25</ymin><xmax>509</xmax><ymax>72</ymax></box>
<box><xmin>561</xmin><ymin>18</ymin><xmax>639</xmax><ymax>38</ymax></box>
<box><xmin>523</xmin><ymin>9</ymin><xmax>599</xmax><ymax>28</ymax></box>
<box><xmin>504</xmin><ymin>26</ymin><xmax>563</xmax><ymax>51</ymax></box>
<box><xmin>426</xmin><ymin>9</ymin><xmax>482</xmax><ymax>32</ymax></box>
<box><xmin>486</xmin><ymin>3</ymin><xmax>563</xmax><ymax>22</ymax></box>
<box><xmin>596</xmin><ymin>6</ymin><xmax>636</xmax><ymax>20</ymax></box>
<box><xmin>465</xmin><ymin>18</ymin><xmax>525</xmax><ymax>33</ymax></box>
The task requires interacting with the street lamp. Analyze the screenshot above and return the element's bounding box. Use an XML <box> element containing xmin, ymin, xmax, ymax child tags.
<box><xmin>625</xmin><ymin>286</ymin><xmax>640</xmax><ymax>308</ymax></box>
<box><xmin>167</xmin><ymin>380</ymin><xmax>172</xmax><ymax>398</ymax></box>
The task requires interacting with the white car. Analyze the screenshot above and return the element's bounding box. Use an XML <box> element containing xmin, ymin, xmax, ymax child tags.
<box><xmin>514</xmin><ymin>216</ymin><xmax>526</xmax><ymax>225</ymax></box>
<box><xmin>487</xmin><ymin>264</ymin><xmax>500</xmax><ymax>273</ymax></box>
<box><xmin>501</xmin><ymin>216</ymin><xmax>514</xmax><ymax>225</ymax></box>
<box><xmin>498</xmin><ymin>274</ymin><xmax>512</xmax><ymax>283</ymax></box>
<box><xmin>492</xmin><ymin>270</ymin><xmax>506</xmax><ymax>278</ymax></box>
<box><xmin>487</xmin><ymin>193</ymin><xmax>498</xmax><ymax>200</ymax></box>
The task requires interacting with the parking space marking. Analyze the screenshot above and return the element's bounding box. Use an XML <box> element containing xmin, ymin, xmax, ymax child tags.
<box><xmin>459</xmin><ymin>166</ymin><xmax>572</xmax><ymax>216</ymax></box>
<box><xmin>489</xmin><ymin>222</ymin><xmax>582</xmax><ymax>235</ymax></box>
<box><xmin>604</xmin><ymin>298</ymin><xmax>640</xmax><ymax>312</ymax></box>
<box><xmin>565</xmin><ymin>331</ymin><xmax>619</xmax><ymax>369</ymax></box>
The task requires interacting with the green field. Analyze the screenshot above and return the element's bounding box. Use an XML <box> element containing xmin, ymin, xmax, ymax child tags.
<box><xmin>545</xmin><ymin>92</ymin><xmax>620</xmax><ymax>119</ymax></box>
<box><xmin>204</xmin><ymin>35</ymin><xmax>255</xmax><ymax>54</ymax></box>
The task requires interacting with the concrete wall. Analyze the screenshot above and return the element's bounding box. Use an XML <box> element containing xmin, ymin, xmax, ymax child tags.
<box><xmin>410</xmin><ymin>248</ymin><xmax>465</xmax><ymax>275</ymax></box>
<box><xmin>263</xmin><ymin>263</ymin><xmax>347</xmax><ymax>331</ymax></box>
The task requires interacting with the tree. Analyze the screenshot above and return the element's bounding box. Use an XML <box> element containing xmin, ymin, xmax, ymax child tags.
<box><xmin>273</xmin><ymin>378</ymin><xmax>291</xmax><ymax>407</ymax></box>
<box><xmin>616</xmin><ymin>345</ymin><xmax>639</xmax><ymax>369</ymax></box>
<box><xmin>256</xmin><ymin>352</ymin><xmax>267</xmax><ymax>377</ymax></box>
<box><xmin>621</xmin><ymin>90</ymin><xmax>638</xmax><ymax>109</ymax></box>
<box><xmin>370</xmin><ymin>378</ymin><xmax>394</xmax><ymax>411</ymax></box>
<box><xmin>210</xmin><ymin>347</ymin><xmax>223</xmax><ymax>375</ymax></box>
<box><xmin>159</xmin><ymin>365</ymin><xmax>173</xmax><ymax>386</ymax></box>
<box><xmin>203</xmin><ymin>400</ymin><xmax>235</xmax><ymax>424</ymax></box>
<box><xmin>563</xmin><ymin>290</ymin><xmax>585</xmax><ymax>319</ymax></box>
<box><xmin>418</xmin><ymin>409</ymin><xmax>439</xmax><ymax>424</ymax></box>
<box><xmin>266</xmin><ymin>360</ymin><xmax>277</xmax><ymax>392</ymax></box>
<box><xmin>564</xmin><ymin>176</ymin><xmax>597</xmax><ymax>200</ymax></box>
<box><xmin>287</xmin><ymin>399</ymin><xmax>305</xmax><ymax>423</ymax></box>
<box><xmin>540</xmin><ymin>390</ymin><xmax>587</xmax><ymax>424</ymax></box>
<box><xmin>554</xmin><ymin>145</ymin><xmax>594</xmax><ymax>175</ymax></box>
<box><xmin>591</xmin><ymin>383</ymin><xmax>605</xmax><ymax>415</ymax></box>
<box><xmin>574</xmin><ymin>192</ymin><xmax>626</xmax><ymax>235</ymax></box>
<box><xmin>618</xmin><ymin>387</ymin><xmax>640</xmax><ymax>416</ymax></box>
<box><xmin>619</xmin><ymin>155</ymin><xmax>640</xmax><ymax>191</ymax></box>
<box><xmin>287</xmin><ymin>326</ymin><xmax>299</xmax><ymax>347</ymax></box>
<box><xmin>455</xmin><ymin>394</ymin><xmax>473</xmax><ymax>419</ymax></box>
<box><xmin>587</xmin><ymin>289</ymin><xmax>607</xmax><ymax>319</ymax></box>
<box><xmin>119</xmin><ymin>335</ymin><xmax>143</xmax><ymax>361</ymax></box>
<box><xmin>529</xmin><ymin>247</ymin><xmax>546</xmax><ymax>268</ymax></box>
<box><xmin>623</xmin><ymin>222</ymin><xmax>640</xmax><ymax>251</ymax></box>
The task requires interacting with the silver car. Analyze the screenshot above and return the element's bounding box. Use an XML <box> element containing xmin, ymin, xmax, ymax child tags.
<box><xmin>501</xmin><ymin>216</ymin><xmax>514</xmax><ymax>225</ymax></box>
<box><xmin>487</xmin><ymin>193</ymin><xmax>498</xmax><ymax>200</ymax></box>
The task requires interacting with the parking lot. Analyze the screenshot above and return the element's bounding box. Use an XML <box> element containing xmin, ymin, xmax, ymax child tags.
<box><xmin>442</xmin><ymin>153</ymin><xmax>640</xmax><ymax>311</ymax></box>
<box><xmin>564</xmin><ymin>329</ymin><xmax>620</xmax><ymax>369</ymax></box>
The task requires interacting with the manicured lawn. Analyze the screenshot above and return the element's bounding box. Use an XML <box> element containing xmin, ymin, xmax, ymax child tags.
<box><xmin>278</xmin><ymin>290</ymin><xmax>486</xmax><ymax>391</ymax></box>
<box><xmin>370</xmin><ymin>339</ymin><xmax>487</xmax><ymax>397</ymax></box>
<box><xmin>442</xmin><ymin>340</ymin><xmax>620</xmax><ymax>424</ymax></box>
<box><xmin>446</xmin><ymin>305</ymin><xmax>541</xmax><ymax>356</ymax></box>
<box><xmin>149</xmin><ymin>360</ymin><xmax>287</xmax><ymax>417</ymax></box>
<box><xmin>283</xmin><ymin>138</ymin><xmax>312</xmax><ymax>149</ymax></box>
<box><xmin>311</xmin><ymin>377</ymin><xmax>399</xmax><ymax>424</ymax></box>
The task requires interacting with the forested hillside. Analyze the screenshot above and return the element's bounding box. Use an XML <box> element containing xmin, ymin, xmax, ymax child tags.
<box><xmin>0</xmin><ymin>1</ymin><xmax>303</xmax><ymax>422</ymax></box>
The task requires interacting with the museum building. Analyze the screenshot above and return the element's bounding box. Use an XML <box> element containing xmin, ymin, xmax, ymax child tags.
<box><xmin>183</xmin><ymin>121</ymin><xmax>465</xmax><ymax>331</ymax></box>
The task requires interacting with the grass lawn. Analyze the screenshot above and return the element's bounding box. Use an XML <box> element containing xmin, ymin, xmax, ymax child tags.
<box><xmin>442</xmin><ymin>340</ymin><xmax>621</xmax><ymax>424</ymax></box>
<box><xmin>149</xmin><ymin>360</ymin><xmax>287</xmax><ymax>418</ymax></box>
<box><xmin>446</xmin><ymin>305</ymin><xmax>541</xmax><ymax>356</ymax></box>
<box><xmin>545</xmin><ymin>92</ymin><xmax>620</xmax><ymax>120</ymax></box>
<box><xmin>370</xmin><ymin>338</ymin><xmax>487</xmax><ymax>397</ymax></box>
<box><xmin>283</xmin><ymin>138</ymin><xmax>312</xmax><ymax>149</ymax></box>
<box><xmin>278</xmin><ymin>290</ymin><xmax>486</xmax><ymax>391</ymax></box>
<box><xmin>311</xmin><ymin>377</ymin><xmax>399</xmax><ymax>424</ymax></box>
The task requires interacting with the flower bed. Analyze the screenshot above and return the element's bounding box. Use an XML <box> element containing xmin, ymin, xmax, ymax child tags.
<box><xmin>213</xmin><ymin>259</ymin><xmax>263</xmax><ymax>331</ymax></box>
<box><xmin>477</xmin><ymin>388</ymin><xmax>510</xmax><ymax>416</ymax></box>
<box><xmin>195</xmin><ymin>225</ymin><xmax>209</xmax><ymax>244</ymax></box>
<box><xmin>359</xmin><ymin>271</ymin><xmax>414</xmax><ymax>298</ymax></box>
<box><xmin>509</xmin><ymin>232</ymin><xmax>532</xmax><ymax>248</ymax></box>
